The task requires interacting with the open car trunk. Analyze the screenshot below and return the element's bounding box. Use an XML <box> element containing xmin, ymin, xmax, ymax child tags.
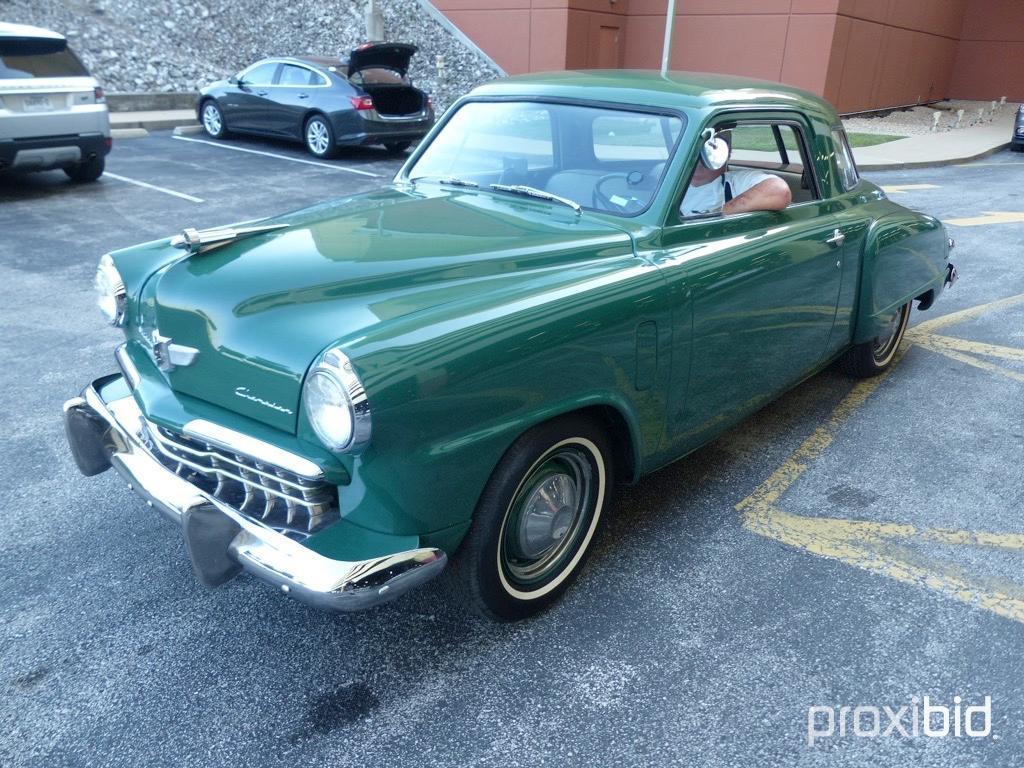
<box><xmin>346</xmin><ymin>42</ymin><xmax>425</xmax><ymax>116</ymax></box>
<box><xmin>363</xmin><ymin>84</ymin><xmax>424</xmax><ymax>116</ymax></box>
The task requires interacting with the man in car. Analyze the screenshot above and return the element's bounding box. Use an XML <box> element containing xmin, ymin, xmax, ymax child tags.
<box><xmin>680</xmin><ymin>131</ymin><xmax>792</xmax><ymax>217</ymax></box>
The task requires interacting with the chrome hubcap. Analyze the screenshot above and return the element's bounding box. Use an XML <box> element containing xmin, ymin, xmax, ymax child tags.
<box><xmin>202</xmin><ymin>104</ymin><xmax>221</xmax><ymax>135</ymax></box>
<box><xmin>872</xmin><ymin>304</ymin><xmax>907</xmax><ymax>362</ymax></box>
<box><xmin>503</xmin><ymin>448</ymin><xmax>594</xmax><ymax>585</ymax></box>
<box><xmin>307</xmin><ymin>120</ymin><xmax>329</xmax><ymax>154</ymax></box>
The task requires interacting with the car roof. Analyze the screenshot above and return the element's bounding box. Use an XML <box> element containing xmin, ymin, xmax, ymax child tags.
<box><xmin>471</xmin><ymin>70</ymin><xmax>839</xmax><ymax>122</ymax></box>
<box><xmin>0</xmin><ymin>22</ymin><xmax>65</xmax><ymax>41</ymax></box>
<box><xmin>290</xmin><ymin>56</ymin><xmax>345</xmax><ymax>69</ymax></box>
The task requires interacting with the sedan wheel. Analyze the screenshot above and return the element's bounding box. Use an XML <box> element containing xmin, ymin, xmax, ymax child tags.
<box><xmin>201</xmin><ymin>101</ymin><xmax>226</xmax><ymax>138</ymax></box>
<box><xmin>840</xmin><ymin>300</ymin><xmax>911</xmax><ymax>378</ymax></box>
<box><xmin>305</xmin><ymin>116</ymin><xmax>337</xmax><ymax>158</ymax></box>
<box><xmin>450</xmin><ymin>414</ymin><xmax>612</xmax><ymax>621</ymax></box>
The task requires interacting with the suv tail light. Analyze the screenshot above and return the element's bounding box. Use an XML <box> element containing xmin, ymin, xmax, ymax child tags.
<box><xmin>93</xmin><ymin>86</ymin><xmax>106</xmax><ymax>104</ymax></box>
<box><xmin>350</xmin><ymin>95</ymin><xmax>374</xmax><ymax>111</ymax></box>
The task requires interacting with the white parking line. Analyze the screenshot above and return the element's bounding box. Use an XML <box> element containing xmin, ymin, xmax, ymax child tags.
<box><xmin>171</xmin><ymin>135</ymin><xmax>383</xmax><ymax>178</ymax></box>
<box><xmin>104</xmin><ymin>171</ymin><xmax>205</xmax><ymax>203</ymax></box>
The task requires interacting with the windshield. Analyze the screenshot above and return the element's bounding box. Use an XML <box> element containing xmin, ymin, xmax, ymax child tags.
<box><xmin>407</xmin><ymin>100</ymin><xmax>684</xmax><ymax>216</ymax></box>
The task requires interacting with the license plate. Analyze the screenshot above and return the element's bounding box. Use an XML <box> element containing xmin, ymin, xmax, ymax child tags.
<box><xmin>23</xmin><ymin>95</ymin><xmax>53</xmax><ymax>112</ymax></box>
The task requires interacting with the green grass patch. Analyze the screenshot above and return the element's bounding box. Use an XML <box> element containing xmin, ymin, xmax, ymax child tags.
<box><xmin>730</xmin><ymin>126</ymin><xmax>904</xmax><ymax>152</ymax></box>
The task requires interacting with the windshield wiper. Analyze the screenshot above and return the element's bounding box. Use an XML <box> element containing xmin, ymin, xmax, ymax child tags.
<box><xmin>489</xmin><ymin>184</ymin><xmax>582</xmax><ymax>215</ymax></box>
<box><xmin>409</xmin><ymin>175</ymin><xmax>479</xmax><ymax>188</ymax></box>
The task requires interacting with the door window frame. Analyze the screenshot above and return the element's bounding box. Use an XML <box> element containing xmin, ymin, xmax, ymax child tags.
<box><xmin>669</xmin><ymin>111</ymin><xmax>824</xmax><ymax>226</ymax></box>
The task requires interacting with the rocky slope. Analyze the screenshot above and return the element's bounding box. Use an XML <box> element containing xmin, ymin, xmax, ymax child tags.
<box><xmin>1</xmin><ymin>0</ymin><xmax>500</xmax><ymax>109</ymax></box>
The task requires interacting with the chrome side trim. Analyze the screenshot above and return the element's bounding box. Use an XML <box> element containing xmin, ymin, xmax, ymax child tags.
<box><xmin>63</xmin><ymin>379</ymin><xmax>447</xmax><ymax>612</ymax></box>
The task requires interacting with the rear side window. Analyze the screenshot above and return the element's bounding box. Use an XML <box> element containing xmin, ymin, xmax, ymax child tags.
<box><xmin>278</xmin><ymin>64</ymin><xmax>316</xmax><ymax>86</ymax></box>
<box><xmin>729</xmin><ymin>124</ymin><xmax>804</xmax><ymax>168</ymax></box>
<box><xmin>832</xmin><ymin>128</ymin><xmax>859</xmax><ymax>190</ymax></box>
<box><xmin>0</xmin><ymin>45</ymin><xmax>88</xmax><ymax>79</ymax></box>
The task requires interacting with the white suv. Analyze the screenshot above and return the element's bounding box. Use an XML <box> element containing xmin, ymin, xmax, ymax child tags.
<box><xmin>0</xmin><ymin>22</ymin><xmax>110</xmax><ymax>181</ymax></box>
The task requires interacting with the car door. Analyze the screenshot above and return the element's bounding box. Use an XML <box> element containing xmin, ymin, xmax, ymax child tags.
<box><xmin>653</xmin><ymin>114</ymin><xmax>845</xmax><ymax>452</ymax></box>
<box><xmin>223</xmin><ymin>61</ymin><xmax>279</xmax><ymax>132</ymax></box>
<box><xmin>271</xmin><ymin>63</ymin><xmax>323</xmax><ymax>138</ymax></box>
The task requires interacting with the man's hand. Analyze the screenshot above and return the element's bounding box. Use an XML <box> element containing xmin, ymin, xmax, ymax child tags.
<box><xmin>721</xmin><ymin>177</ymin><xmax>792</xmax><ymax>215</ymax></box>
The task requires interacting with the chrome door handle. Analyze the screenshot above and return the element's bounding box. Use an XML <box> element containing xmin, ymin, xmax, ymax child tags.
<box><xmin>298</xmin><ymin>93</ymin><xmax>309</xmax><ymax>99</ymax></box>
<box><xmin>825</xmin><ymin>229</ymin><xmax>845</xmax><ymax>247</ymax></box>
<box><xmin>256</xmin><ymin>91</ymin><xmax>268</xmax><ymax>97</ymax></box>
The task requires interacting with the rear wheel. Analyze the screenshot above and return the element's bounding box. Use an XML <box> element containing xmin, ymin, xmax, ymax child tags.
<box><xmin>304</xmin><ymin>115</ymin><xmax>336</xmax><ymax>158</ymax></box>
<box><xmin>839</xmin><ymin>301</ymin><xmax>911</xmax><ymax>378</ymax></box>
<box><xmin>201</xmin><ymin>100</ymin><xmax>227</xmax><ymax>139</ymax></box>
<box><xmin>384</xmin><ymin>141</ymin><xmax>412</xmax><ymax>153</ymax></box>
<box><xmin>64</xmin><ymin>156</ymin><xmax>104</xmax><ymax>183</ymax></box>
<box><xmin>450</xmin><ymin>415</ymin><xmax>613</xmax><ymax>621</ymax></box>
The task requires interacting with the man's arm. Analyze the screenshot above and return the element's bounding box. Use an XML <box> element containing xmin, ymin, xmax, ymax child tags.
<box><xmin>721</xmin><ymin>177</ymin><xmax>792</xmax><ymax>215</ymax></box>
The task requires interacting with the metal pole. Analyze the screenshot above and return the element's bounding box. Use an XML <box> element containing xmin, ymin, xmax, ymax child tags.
<box><xmin>661</xmin><ymin>0</ymin><xmax>678</xmax><ymax>76</ymax></box>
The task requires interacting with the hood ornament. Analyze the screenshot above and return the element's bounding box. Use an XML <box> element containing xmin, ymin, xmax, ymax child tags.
<box><xmin>170</xmin><ymin>222</ymin><xmax>290</xmax><ymax>255</ymax></box>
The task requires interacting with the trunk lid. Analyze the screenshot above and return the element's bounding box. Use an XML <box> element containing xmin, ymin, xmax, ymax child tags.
<box><xmin>346</xmin><ymin>42</ymin><xmax>417</xmax><ymax>77</ymax></box>
<box><xmin>139</xmin><ymin>187</ymin><xmax>633</xmax><ymax>433</ymax></box>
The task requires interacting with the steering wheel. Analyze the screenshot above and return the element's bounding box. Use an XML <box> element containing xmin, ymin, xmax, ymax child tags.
<box><xmin>592</xmin><ymin>172</ymin><xmax>646</xmax><ymax>213</ymax></box>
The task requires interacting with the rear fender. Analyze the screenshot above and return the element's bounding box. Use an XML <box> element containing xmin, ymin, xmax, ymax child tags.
<box><xmin>853</xmin><ymin>212</ymin><xmax>949</xmax><ymax>344</ymax></box>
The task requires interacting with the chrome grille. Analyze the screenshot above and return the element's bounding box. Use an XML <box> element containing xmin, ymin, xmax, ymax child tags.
<box><xmin>139</xmin><ymin>421</ymin><xmax>338</xmax><ymax>540</ymax></box>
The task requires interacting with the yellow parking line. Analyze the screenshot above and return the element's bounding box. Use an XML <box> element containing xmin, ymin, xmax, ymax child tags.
<box><xmin>737</xmin><ymin>292</ymin><xmax>1024</xmax><ymax>623</ymax></box>
<box><xmin>907</xmin><ymin>332</ymin><xmax>1024</xmax><ymax>363</ymax></box>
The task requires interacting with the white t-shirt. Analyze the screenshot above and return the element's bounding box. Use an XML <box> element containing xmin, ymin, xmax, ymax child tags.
<box><xmin>680</xmin><ymin>168</ymin><xmax>775</xmax><ymax>216</ymax></box>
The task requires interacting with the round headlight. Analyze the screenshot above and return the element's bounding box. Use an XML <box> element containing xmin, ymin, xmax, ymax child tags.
<box><xmin>302</xmin><ymin>348</ymin><xmax>371</xmax><ymax>452</ymax></box>
<box><xmin>94</xmin><ymin>253</ymin><xmax>126</xmax><ymax>326</ymax></box>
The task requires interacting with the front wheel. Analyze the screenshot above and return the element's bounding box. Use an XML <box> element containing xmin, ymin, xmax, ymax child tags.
<box><xmin>201</xmin><ymin>100</ymin><xmax>228</xmax><ymax>139</ymax></box>
<box><xmin>304</xmin><ymin>115</ymin><xmax>337</xmax><ymax>158</ymax></box>
<box><xmin>450</xmin><ymin>415</ymin><xmax>613</xmax><ymax>621</ymax></box>
<box><xmin>64</xmin><ymin>156</ymin><xmax>104</xmax><ymax>183</ymax></box>
<box><xmin>839</xmin><ymin>301</ymin><xmax>911</xmax><ymax>378</ymax></box>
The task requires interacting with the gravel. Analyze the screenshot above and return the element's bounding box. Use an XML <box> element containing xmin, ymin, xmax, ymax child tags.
<box><xmin>843</xmin><ymin>99</ymin><xmax>1020</xmax><ymax>137</ymax></box>
<box><xmin>1</xmin><ymin>0</ymin><xmax>502</xmax><ymax>110</ymax></box>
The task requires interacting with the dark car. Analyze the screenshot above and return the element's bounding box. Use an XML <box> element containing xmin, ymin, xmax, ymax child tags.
<box><xmin>196</xmin><ymin>42</ymin><xmax>434</xmax><ymax>157</ymax></box>
<box><xmin>1013</xmin><ymin>104</ymin><xmax>1024</xmax><ymax>151</ymax></box>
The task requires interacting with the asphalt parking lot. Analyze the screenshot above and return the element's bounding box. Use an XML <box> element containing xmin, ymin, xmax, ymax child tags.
<box><xmin>1</xmin><ymin>133</ymin><xmax>1022</xmax><ymax>768</ymax></box>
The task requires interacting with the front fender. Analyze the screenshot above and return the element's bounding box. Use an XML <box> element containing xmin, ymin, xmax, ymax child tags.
<box><xmin>853</xmin><ymin>211</ymin><xmax>950</xmax><ymax>343</ymax></box>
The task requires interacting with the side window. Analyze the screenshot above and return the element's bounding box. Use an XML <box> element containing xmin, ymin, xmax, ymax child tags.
<box><xmin>242</xmin><ymin>62</ymin><xmax>278</xmax><ymax>86</ymax></box>
<box><xmin>679</xmin><ymin>118</ymin><xmax>819</xmax><ymax>220</ymax></box>
<box><xmin>832</xmin><ymin>128</ymin><xmax>860</xmax><ymax>190</ymax></box>
<box><xmin>279</xmin><ymin>64</ymin><xmax>314</xmax><ymax>86</ymax></box>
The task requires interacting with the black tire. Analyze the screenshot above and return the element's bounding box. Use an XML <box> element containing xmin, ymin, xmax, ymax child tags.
<box><xmin>384</xmin><ymin>140</ymin><xmax>412</xmax><ymax>153</ymax></box>
<box><xmin>839</xmin><ymin>301</ymin><xmax>911</xmax><ymax>378</ymax></box>
<box><xmin>449</xmin><ymin>414</ymin><xmax>613</xmax><ymax>621</ymax></box>
<box><xmin>200</xmin><ymin>99</ymin><xmax>228</xmax><ymax>139</ymax></box>
<box><xmin>64</xmin><ymin>156</ymin><xmax>104</xmax><ymax>183</ymax></box>
<box><xmin>304</xmin><ymin>114</ymin><xmax>337</xmax><ymax>158</ymax></box>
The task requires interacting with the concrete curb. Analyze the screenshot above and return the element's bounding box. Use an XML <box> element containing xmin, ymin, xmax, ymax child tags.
<box><xmin>858</xmin><ymin>141</ymin><xmax>1013</xmax><ymax>171</ymax></box>
<box><xmin>111</xmin><ymin>128</ymin><xmax>148</xmax><ymax>139</ymax></box>
<box><xmin>172</xmin><ymin>125</ymin><xmax>204</xmax><ymax>136</ymax></box>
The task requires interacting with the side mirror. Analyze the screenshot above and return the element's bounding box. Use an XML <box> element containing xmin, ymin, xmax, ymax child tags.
<box><xmin>700</xmin><ymin>128</ymin><xmax>729</xmax><ymax>171</ymax></box>
<box><xmin>229</xmin><ymin>76</ymin><xmax>243</xmax><ymax>86</ymax></box>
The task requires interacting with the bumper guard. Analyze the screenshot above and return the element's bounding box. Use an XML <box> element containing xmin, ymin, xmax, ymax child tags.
<box><xmin>62</xmin><ymin>378</ymin><xmax>447</xmax><ymax>612</ymax></box>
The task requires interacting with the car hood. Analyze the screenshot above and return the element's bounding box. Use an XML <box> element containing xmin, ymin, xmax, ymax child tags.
<box><xmin>134</xmin><ymin>186</ymin><xmax>633</xmax><ymax>433</ymax></box>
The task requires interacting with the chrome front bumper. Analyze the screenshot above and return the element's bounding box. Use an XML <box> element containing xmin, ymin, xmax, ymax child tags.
<box><xmin>62</xmin><ymin>377</ymin><xmax>447</xmax><ymax>612</ymax></box>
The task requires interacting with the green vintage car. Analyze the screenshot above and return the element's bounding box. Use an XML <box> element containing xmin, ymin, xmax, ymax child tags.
<box><xmin>64</xmin><ymin>72</ymin><xmax>956</xmax><ymax>621</ymax></box>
